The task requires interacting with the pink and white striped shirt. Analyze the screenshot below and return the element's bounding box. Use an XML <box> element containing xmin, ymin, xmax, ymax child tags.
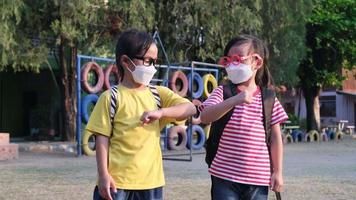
<box><xmin>201</xmin><ymin>86</ymin><xmax>288</xmax><ymax>186</ymax></box>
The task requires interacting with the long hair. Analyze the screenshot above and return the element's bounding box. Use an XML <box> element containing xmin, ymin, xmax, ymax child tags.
<box><xmin>223</xmin><ymin>35</ymin><xmax>273</xmax><ymax>88</ymax></box>
<box><xmin>115</xmin><ymin>29</ymin><xmax>154</xmax><ymax>81</ymax></box>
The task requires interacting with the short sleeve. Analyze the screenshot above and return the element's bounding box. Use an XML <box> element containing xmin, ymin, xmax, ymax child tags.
<box><xmin>199</xmin><ymin>86</ymin><xmax>224</xmax><ymax>112</ymax></box>
<box><xmin>85</xmin><ymin>91</ymin><xmax>112</xmax><ymax>137</ymax></box>
<box><xmin>271</xmin><ymin>97</ymin><xmax>289</xmax><ymax>126</ymax></box>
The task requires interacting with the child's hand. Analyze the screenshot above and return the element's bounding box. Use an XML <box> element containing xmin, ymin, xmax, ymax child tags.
<box><xmin>140</xmin><ymin>109</ymin><xmax>164</xmax><ymax>125</ymax></box>
<box><xmin>270</xmin><ymin>171</ymin><xmax>283</xmax><ymax>192</ymax></box>
<box><xmin>98</xmin><ymin>173</ymin><xmax>117</xmax><ymax>200</ymax></box>
<box><xmin>235</xmin><ymin>90</ymin><xmax>253</xmax><ymax>104</ymax></box>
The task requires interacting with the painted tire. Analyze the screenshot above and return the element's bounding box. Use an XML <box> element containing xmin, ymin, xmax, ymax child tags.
<box><xmin>204</xmin><ymin>124</ymin><xmax>211</xmax><ymax>139</ymax></box>
<box><xmin>168</xmin><ymin>126</ymin><xmax>188</xmax><ymax>150</ymax></box>
<box><xmin>283</xmin><ymin>133</ymin><xmax>293</xmax><ymax>144</ymax></box>
<box><xmin>305</xmin><ymin>130</ymin><xmax>319</xmax><ymax>142</ymax></box>
<box><xmin>103</xmin><ymin>64</ymin><xmax>120</xmax><ymax>90</ymax></box>
<box><xmin>291</xmin><ymin>130</ymin><xmax>304</xmax><ymax>143</ymax></box>
<box><xmin>169</xmin><ymin>71</ymin><xmax>189</xmax><ymax>97</ymax></box>
<box><xmin>202</xmin><ymin>74</ymin><xmax>218</xmax><ymax>98</ymax></box>
<box><xmin>81</xmin><ymin>62</ymin><xmax>104</xmax><ymax>94</ymax></box>
<box><xmin>335</xmin><ymin>131</ymin><xmax>343</xmax><ymax>140</ymax></box>
<box><xmin>187</xmin><ymin>72</ymin><xmax>204</xmax><ymax>99</ymax></box>
<box><xmin>186</xmin><ymin>125</ymin><xmax>206</xmax><ymax>150</ymax></box>
<box><xmin>81</xmin><ymin>94</ymin><xmax>99</xmax><ymax>124</ymax></box>
<box><xmin>82</xmin><ymin>131</ymin><xmax>96</xmax><ymax>156</ymax></box>
<box><xmin>320</xmin><ymin>132</ymin><xmax>329</xmax><ymax>141</ymax></box>
<box><xmin>326</xmin><ymin>130</ymin><xmax>336</xmax><ymax>140</ymax></box>
<box><xmin>192</xmin><ymin>99</ymin><xmax>202</xmax><ymax>125</ymax></box>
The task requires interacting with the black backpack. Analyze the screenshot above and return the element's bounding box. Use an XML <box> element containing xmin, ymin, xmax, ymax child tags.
<box><xmin>204</xmin><ymin>81</ymin><xmax>281</xmax><ymax>199</ymax></box>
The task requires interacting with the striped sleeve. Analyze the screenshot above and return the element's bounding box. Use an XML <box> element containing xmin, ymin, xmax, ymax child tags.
<box><xmin>199</xmin><ymin>86</ymin><xmax>224</xmax><ymax>112</ymax></box>
<box><xmin>270</xmin><ymin>97</ymin><xmax>289</xmax><ymax>126</ymax></box>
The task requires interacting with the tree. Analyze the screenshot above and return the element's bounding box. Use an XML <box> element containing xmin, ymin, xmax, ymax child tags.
<box><xmin>298</xmin><ymin>0</ymin><xmax>355</xmax><ymax>131</ymax></box>
<box><xmin>0</xmin><ymin>0</ymin><xmax>117</xmax><ymax>141</ymax></box>
<box><xmin>260</xmin><ymin>0</ymin><xmax>312</xmax><ymax>86</ymax></box>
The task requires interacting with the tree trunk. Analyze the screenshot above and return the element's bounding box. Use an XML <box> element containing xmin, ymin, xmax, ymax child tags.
<box><xmin>59</xmin><ymin>38</ymin><xmax>77</xmax><ymax>142</ymax></box>
<box><xmin>302</xmin><ymin>85</ymin><xmax>321</xmax><ymax>132</ymax></box>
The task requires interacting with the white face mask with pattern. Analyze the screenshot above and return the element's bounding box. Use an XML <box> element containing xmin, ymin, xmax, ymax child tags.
<box><xmin>225</xmin><ymin>63</ymin><xmax>254</xmax><ymax>84</ymax></box>
<box><xmin>128</xmin><ymin>61</ymin><xmax>157</xmax><ymax>86</ymax></box>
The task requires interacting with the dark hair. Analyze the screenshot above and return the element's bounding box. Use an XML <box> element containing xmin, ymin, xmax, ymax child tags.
<box><xmin>115</xmin><ymin>29</ymin><xmax>155</xmax><ymax>81</ymax></box>
<box><xmin>223</xmin><ymin>35</ymin><xmax>273</xmax><ymax>88</ymax></box>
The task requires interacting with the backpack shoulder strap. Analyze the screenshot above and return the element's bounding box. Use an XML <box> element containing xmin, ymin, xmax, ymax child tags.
<box><xmin>110</xmin><ymin>85</ymin><xmax>119</xmax><ymax>125</ymax></box>
<box><xmin>261</xmin><ymin>87</ymin><xmax>281</xmax><ymax>200</ymax></box>
<box><xmin>148</xmin><ymin>84</ymin><xmax>161</xmax><ymax>109</ymax></box>
<box><xmin>261</xmin><ymin>87</ymin><xmax>276</xmax><ymax>145</ymax></box>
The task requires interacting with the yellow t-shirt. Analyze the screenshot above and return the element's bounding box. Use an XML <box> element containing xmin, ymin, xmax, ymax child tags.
<box><xmin>85</xmin><ymin>85</ymin><xmax>190</xmax><ymax>189</ymax></box>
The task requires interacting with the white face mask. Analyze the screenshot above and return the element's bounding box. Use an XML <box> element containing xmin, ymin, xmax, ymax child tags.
<box><xmin>128</xmin><ymin>62</ymin><xmax>157</xmax><ymax>86</ymax></box>
<box><xmin>225</xmin><ymin>63</ymin><xmax>253</xmax><ymax>84</ymax></box>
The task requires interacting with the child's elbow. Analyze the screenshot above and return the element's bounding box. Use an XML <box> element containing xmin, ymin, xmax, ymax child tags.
<box><xmin>200</xmin><ymin>111</ymin><xmax>210</xmax><ymax>124</ymax></box>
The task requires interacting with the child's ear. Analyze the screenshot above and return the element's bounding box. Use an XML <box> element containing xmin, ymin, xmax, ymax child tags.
<box><xmin>120</xmin><ymin>55</ymin><xmax>130</xmax><ymax>68</ymax></box>
<box><xmin>255</xmin><ymin>58</ymin><xmax>263</xmax><ymax>69</ymax></box>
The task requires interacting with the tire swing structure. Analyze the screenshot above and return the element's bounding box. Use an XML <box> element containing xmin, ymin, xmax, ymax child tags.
<box><xmin>169</xmin><ymin>71</ymin><xmax>189</xmax><ymax>97</ymax></box>
<box><xmin>187</xmin><ymin>72</ymin><xmax>204</xmax><ymax>99</ymax></box>
<box><xmin>103</xmin><ymin>64</ymin><xmax>120</xmax><ymax>90</ymax></box>
<box><xmin>202</xmin><ymin>74</ymin><xmax>218</xmax><ymax>98</ymax></box>
<box><xmin>186</xmin><ymin>125</ymin><xmax>206</xmax><ymax>150</ymax></box>
<box><xmin>81</xmin><ymin>61</ymin><xmax>104</xmax><ymax>94</ymax></box>
<box><xmin>167</xmin><ymin>126</ymin><xmax>188</xmax><ymax>150</ymax></box>
<box><xmin>304</xmin><ymin>130</ymin><xmax>320</xmax><ymax>142</ymax></box>
<box><xmin>82</xmin><ymin>130</ymin><xmax>96</xmax><ymax>156</ymax></box>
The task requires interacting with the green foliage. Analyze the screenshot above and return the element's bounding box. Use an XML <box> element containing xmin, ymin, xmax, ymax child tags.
<box><xmin>260</xmin><ymin>0</ymin><xmax>313</xmax><ymax>86</ymax></box>
<box><xmin>299</xmin><ymin>0</ymin><xmax>356</xmax><ymax>89</ymax></box>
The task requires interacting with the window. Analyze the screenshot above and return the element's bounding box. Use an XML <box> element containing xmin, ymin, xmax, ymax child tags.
<box><xmin>319</xmin><ymin>95</ymin><xmax>336</xmax><ymax>117</ymax></box>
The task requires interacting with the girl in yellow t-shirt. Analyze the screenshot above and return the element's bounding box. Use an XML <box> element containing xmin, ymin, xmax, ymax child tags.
<box><xmin>86</xmin><ymin>29</ymin><xmax>196</xmax><ymax>200</ymax></box>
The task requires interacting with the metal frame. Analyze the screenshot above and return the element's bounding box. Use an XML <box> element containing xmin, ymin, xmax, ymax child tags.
<box><xmin>75</xmin><ymin>31</ymin><xmax>223</xmax><ymax>159</ymax></box>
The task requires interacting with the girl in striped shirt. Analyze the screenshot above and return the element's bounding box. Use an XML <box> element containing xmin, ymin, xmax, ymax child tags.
<box><xmin>200</xmin><ymin>35</ymin><xmax>288</xmax><ymax>200</ymax></box>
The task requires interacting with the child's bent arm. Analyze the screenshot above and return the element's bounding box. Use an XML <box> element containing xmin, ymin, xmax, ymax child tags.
<box><xmin>200</xmin><ymin>94</ymin><xmax>245</xmax><ymax>124</ymax></box>
<box><xmin>161</xmin><ymin>102</ymin><xmax>196</xmax><ymax>121</ymax></box>
<box><xmin>140</xmin><ymin>102</ymin><xmax>196</xmax><ymax>125</ymax></box>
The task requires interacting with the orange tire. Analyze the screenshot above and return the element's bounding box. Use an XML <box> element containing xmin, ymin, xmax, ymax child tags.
<box><xmin>103</xmin><ymin>64</ymin><xmax>120</xmax><ymax>90</ymax></box>
<box><xmin>170</xmin><ymin>71</ymin><xmax>188</xmax><ymax>97</ymax></box>
<box><xmin>81</xmin><ymin>62</ymin><xmax>104</xmax><ymax>94</ymax></box>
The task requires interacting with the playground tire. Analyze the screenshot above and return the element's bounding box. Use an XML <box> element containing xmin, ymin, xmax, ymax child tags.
<box><xmin>81</xmin><ymin>62</ymin><xmax>104</xmax><ymax>94</ymax></box>
<box><xmin>81</xmin><ymin>94</ymin><xmax>99</xmax><ymax>124</ymax></box>
<box><xmin>192</xmin><ymin>99</ymin><xmax>202</xmax><ymax>125</ymax></box>
<box><xmin>170</xmin><ymin>71</ymin><xmax>188</xmax><ymax>97</ymax></box>
<box><xmin>82</xmin><ymin>131</ymin><xmax>96</xmax><ymax>156</ymax></box>
<box><xmin>320</xmin><ymin>132</ymin><xmax>328</xmax><ymax>141</ymax></box>
<box><xmin>104</xmin><ymin>64</ymin><xmax>120</xmax><ymax>90</ymax></box>
<box><xmin>291</xmin><ymin>130</ymin><xmax>304</xmax><ymax>143</ymax></box>
<box><xmin>168</xmin><ymin>126</ymin><xmax>188</xmax><ymax>150</ymax></box>
<box><xmin>335</xmin><ymin>131</ymin><xmax>343</xmax><ymax>140</ymax></box>
<box><xmin>202</xmin><ymin>74</ymin><xmax>218</xmax><ymax>98</ymax></box>
<box><xmin>186</xmin><ymin>125</ymin><xmax>206</xmax><ymax>150</ymax></box>
<box><xmin>204</xmin><ymin>124</ymin><xmax>211</xmax><ymax>139</ymax></box>
<box><xmin>305</xmin><ymin>130</ymin><xmax>319</xmax><ymax>142</ymax></box>
<box><xmin>187</xmin><ymin>72</ymin><xmax>204</xmax><ymax>99</ymax></box>
<box><xmin>283</xmin><ymin>133</ymin><xmax>293</xmax><ymax>144</ymax></box>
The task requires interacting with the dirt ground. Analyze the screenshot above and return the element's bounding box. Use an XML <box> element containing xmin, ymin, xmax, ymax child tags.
<box><xmin>1</xmin><ymin>137</ymin><xmax>356</xmax><ymax>200</ymax></box>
